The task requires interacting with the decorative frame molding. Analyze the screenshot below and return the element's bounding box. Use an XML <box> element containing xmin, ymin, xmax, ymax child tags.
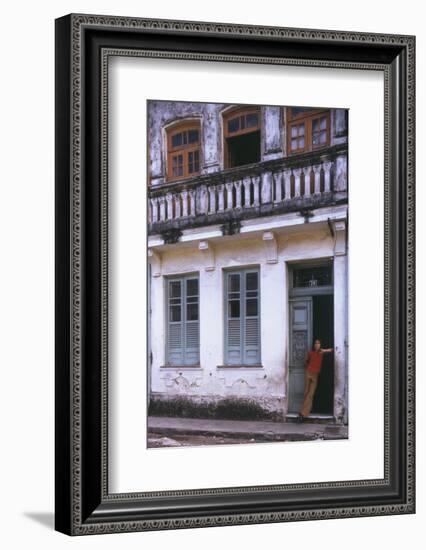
<box><xmin>55</xmin><ymin>13</ymin><xmax>415</xmax><ymax>535</ymax></box>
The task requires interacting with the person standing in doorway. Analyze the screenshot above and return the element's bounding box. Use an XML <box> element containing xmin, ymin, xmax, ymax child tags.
<box><xmin>298</xmin><ymin>339</ymin><xmax>334</xmax><ymax>421</ymax></box>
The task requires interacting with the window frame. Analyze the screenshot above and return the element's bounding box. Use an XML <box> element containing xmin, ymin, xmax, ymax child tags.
<box><xmin>166</xmin><ymin>120</ymin><xmax>201</xmax><ymax>182</ymax></box>
<box><xmin>165</xmin><ymin>273</ymin><xmax>200</xmax><ymax>366</ymax></box>
<box><xmin>286</xmin><ymin>108</ymin><xmax>331</xmax><ymax>154</ymax></box>
<box><xmin>223</xmin><ymin>106</ymin><xmax>261</xmax><ymax>169</ymax></box>
<box><xmin>224</xmin><ymin>266</ymin><xmax>261</xmax><ymax>366</ymax></box>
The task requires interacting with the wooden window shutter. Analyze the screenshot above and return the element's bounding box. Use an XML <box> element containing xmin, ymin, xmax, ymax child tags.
<box><xmin>225</xmin><ymin>269</ymin><xmax>260</xmax><ymax>365</ymax></box>
<box><xmin>184</xmin><ymin>277</ymin><xmax>200</xmax><ymax>365</ymax></box>
<box><xmin>166</xmin><ymin>275</ymin><xmax>199</xmax><ymax>366</ymax></box>
<box><xmin>167</xmin><ymin>279</ymin><xmax>184</xmax><ymax>365</ymax></box>
<box><xmin>243</xmin><ymin>270</ymin><xmax>260</xmax><ymax>364</ymax></box>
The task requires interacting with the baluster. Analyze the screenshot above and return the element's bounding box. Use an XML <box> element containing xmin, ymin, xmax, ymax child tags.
<box><xmin>252</xmin><ymin>176</ymin><xmax>260</xmax><ymax>206</ymax></box>
<box><xmin>235</xmin><ymin>180</ymin><xmax>242</xmax><ymax>208</ymax></box>
<box><xmin>313</xmin><ymin>164</ymin><xmax>321</xmax><ymax>194</ymax></box>
<box><xmin>323</xmin><ymin>161</ymin><xmax>332</xmax><ymax>193</ymax></box>
<box><xmin>181</xmin><ymin>190</ymin><xmax>188</xmax><ymax>217</ymax></box>
<box><xmin>225</xmin><ymin>182</ymin><xmax>234</xmax><ymax>210</ymax></box>
<box><xmin>174</xmin><ymin>194</ymin><xmax>181</xmax><ymax>218</ymax></box>
<box><xmin>197</xmin><ymin>185</ymin><xmax>208</xmax><ymax>215</ymax></box>
<box><xmin>217</xmin><ymin>184</ymin><xmax>225</xmax><ymax>212</ymax></box>
<box><xmin>159</xmin><ymin>196</ymin><xmax>166</xmax><ymax>221</ymax></box>
<box><xmin>293</xmin><ymin>168</ymin><xmax>302</xmax><ymax>198</ymax></box>
<box><xmin>273</xmin><ymin>172</ymin><xmax>282</xmax><ymax>203</ymax></box>
<box><xmin>208</xmin><ymin>186</ymin><xmax>216</xmax><ymax>214</ymax></box>
<box><xmin>150</xmin><ymin>197</ymin><xmax>158</xmax><ymax>223</ymax></box>
<box><xmin>283</xmin><ymin>169</ymin><xmax>292</xmax><ymax>200</ymax></box>
<box><xmin>166</xmin><ymin>192</ymin><xmax>174</xmax><ymax>220</ymax></box>
<box><xmin>303</xmin><ymin>166</ymin><xmax>312</xmax><ymax>197</ymax></box>
<box><xmin>189</xmin><ymin>189</ymin><xmax>196</xmax><ymax>216</ymax></box>
<box><xmin>243</xmin><ymin>176</ymin><xmax>251</xmax><ymax>208</ymax></box>
<box><xmin>261</xmin><ymin>172</ymin><xmax>272</xmax><ymax>204</ymax></box>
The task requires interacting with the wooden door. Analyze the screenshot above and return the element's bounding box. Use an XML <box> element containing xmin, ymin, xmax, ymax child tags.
<box><xmin>288</xmin><ymin>297</ymin><xmax>312</xmax><ymax>413</ymax></box>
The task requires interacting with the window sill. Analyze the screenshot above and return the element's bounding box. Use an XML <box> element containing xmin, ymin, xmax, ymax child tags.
<box><xmin>160</xmin><ymin>365</ymin><xmax>201</xmax><ymax>370</ymax></box>
<box><xmin>216</xmin><ymin>364</ymin><xmax>264</xmax><ymax>369</ymax></box>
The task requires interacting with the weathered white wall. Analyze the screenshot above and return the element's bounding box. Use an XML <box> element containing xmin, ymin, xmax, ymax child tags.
<box><xmin>148</xmin><ymin>101</ymin><xmax>349</xmax><ymax>186</ymax></box>
<box><xmin>150</xmin><ymin>221</ymin><xmax>346</xmax><ymax>418</ymax></box>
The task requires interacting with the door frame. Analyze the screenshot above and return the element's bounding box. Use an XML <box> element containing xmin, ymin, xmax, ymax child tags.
<box><xmin>286</xmin><ymin>260</ymin><xmax>334</xmax><ymax>418</ymax></box>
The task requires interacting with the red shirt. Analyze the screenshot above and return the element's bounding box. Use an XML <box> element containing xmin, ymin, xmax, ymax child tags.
<box><xmin>306</xmin><ymin>350</ymin><xmax>324</xmax><ymax>374</ymax></box>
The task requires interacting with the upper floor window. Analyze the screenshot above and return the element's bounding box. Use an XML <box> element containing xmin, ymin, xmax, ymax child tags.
<box><xmin>166</xmin><ymin>121</ymin><xmax>201</xmax><ymax>182</ymax></box>
<box><xmin>287</xmin><ymin>108</ymin><xmax>330</xmax><ymax>154</ymax></box>
<box><xmin>223</xmin><ymin>106</ymin><xmax>261</xmax><ymax>168</ymax></box>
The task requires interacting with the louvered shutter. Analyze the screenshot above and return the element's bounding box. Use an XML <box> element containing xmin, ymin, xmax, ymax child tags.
<box><xmin>184</xmin><ymin>277</ymin><xmax>200</xmax><ymax>365</ymax></box>
<box><xmin>244</xmin><ymin>271</ymin><xmax>260</xmax><ymax>364</ymax></box>
<box><xmin>225</xmin><ymin>269</ymin><xmax>260</xmax><ymax>365</ymax></box>
<box><xmin>166</xmin><ymin>275</ymin><xmax>200</xmax><ymax>366</ymax></box>
<box><xmin>167</xmin><ymin>279</ymin><xmax>183</xmax><ymax>365</ymax></box>
<box><xmin>226</xmin><ymin>272</ymin><xmax>242</xmax><ymax>364</ymax></box>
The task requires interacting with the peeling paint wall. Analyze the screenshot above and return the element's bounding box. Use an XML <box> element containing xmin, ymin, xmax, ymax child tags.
<box><xmin>148</xmin><ymin>100</ymin><xmax>348</xmax><ymax>186</ymax></box>
<box><xmin>148</xmin><ymin>101</ymin><xmax>348</xmax><ymax>421</ymax></box>
<box><xmin>150</xmin><ymin>224</ymin><xmax>346</xmax><ymax>419</ymax></box>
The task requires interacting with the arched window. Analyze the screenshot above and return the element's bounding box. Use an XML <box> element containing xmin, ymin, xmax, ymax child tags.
<box><xmin>166</xmin><ymin>120</ymin><xmax>201</xmax><ymax>182</ymax></box>
<box><xmin>287</xmin><ymin>108</ymin><xmax>330</xmax><ymax>154</ymax></box>
<box><xmin>223</xmin><ymin>106</ymin><xmax>261</xmax><ymax>168</ymax></box>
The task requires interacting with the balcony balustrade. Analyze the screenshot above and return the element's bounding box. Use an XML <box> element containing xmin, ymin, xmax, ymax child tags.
<box><xmin>148</xmin><ymin>145</ymin><xmax>347</xmax><ymax>234</ymax></box>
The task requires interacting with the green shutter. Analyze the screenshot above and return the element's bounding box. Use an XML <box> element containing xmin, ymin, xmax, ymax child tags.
<box><xmin>225</xmin><ymin>269</ymin><xmax>260</xmax><ymax>365</ymax></box>
<box><xmin>166</xmin><ymin>275</ymin><xmax>199</xmax><ymax>366</ymax></box>
<box><xmin>244</xmin><ymin>270</ymin><xmax>260</xmax><ymax>364</ymax></box>
<box><xmin>184</xmin><ymin>277</ymin><xmax>199</xmax><ymax>365</ymax></box>
<box><xmin>167</xmin><ymin>279</ymin><xmax>184</xmax><ymax>365</ymax></box>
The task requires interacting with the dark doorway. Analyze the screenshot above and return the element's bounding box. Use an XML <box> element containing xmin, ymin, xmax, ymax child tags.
<box><xmin>226</xmin><ymin>130</ymin><xmax>260</xmax><ymax>168</ymax></box>
<box><xmin>312</xmin><ymin>294</ymin><xmax>334</xmax><ymax>414</ymax></box>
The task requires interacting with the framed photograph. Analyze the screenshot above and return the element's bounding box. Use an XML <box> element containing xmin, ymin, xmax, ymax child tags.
<box><xmin>55</xmin><ymin>14</ymin><xmax>415</xmax><ymax>535</ymax></box>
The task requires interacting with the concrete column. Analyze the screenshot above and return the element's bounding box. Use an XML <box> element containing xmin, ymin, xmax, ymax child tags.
<box><xmin>202</xmin><ymin>103</ymin><xmax>221</xmax><ymax>173</ymax></box>
<box><xmin>262</xmin><ymin>105</ymin><xmax>283</xmax><ymax>161</ymax></box>
<box><xmin>333</xmin><ymin>220</ymin><xmax>348</xmax><ymax>423</ymax></box>
<box><xmin>199</xmin><ymin>267</ymin><xmax>223</xmax><ymax>390</ymax></box>
<box><xmin>150</xmin><ymin>271</ymin><xmax>166</xmax><ymax>390</ymax></box>
<box><xmin>260</xmin><ymin>260</ymin><xmax>287</xmax><ymax>418</ymax></box>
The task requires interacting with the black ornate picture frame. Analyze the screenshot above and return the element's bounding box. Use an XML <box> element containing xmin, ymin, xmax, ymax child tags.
<box><xmin>55</xmin><ymin>14</ymin><xmax>415</xmax><ymax>535</ymax></box>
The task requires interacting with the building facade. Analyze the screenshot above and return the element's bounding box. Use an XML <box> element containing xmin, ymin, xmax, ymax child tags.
<box><xmin>147</xmin><ymin>101</ymin><xmax>348</xmax><ymax>423</ymax></box>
